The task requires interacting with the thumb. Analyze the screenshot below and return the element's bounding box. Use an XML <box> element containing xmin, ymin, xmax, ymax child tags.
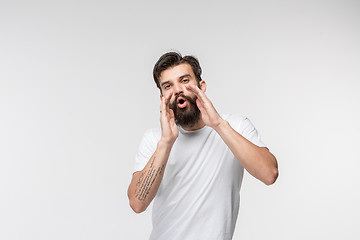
<box><xmin>196</xmin><ymin>99</ymin><xmax>205</xmax><ymax>112</ymax></box>
<box><xmin>169</xmin><ymin>109</ymin><xmax>175</xmax><ymax>122</ymax></box>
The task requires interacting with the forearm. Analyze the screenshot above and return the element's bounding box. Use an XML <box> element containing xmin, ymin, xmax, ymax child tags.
<box><xmin>214</xmin><ymin>120</ymin><xmax>278</xmax><ymax>185</ymax></box>
<box><xmin>128</xmin><ymin>140</ymin><xmax>173</xmax><ymax>213</ymax></box>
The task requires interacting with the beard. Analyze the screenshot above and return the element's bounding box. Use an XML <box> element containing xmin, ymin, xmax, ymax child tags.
<box><xmin>169</xmin><ymin>93</ymin><xmax>201</xmax><ymax>128</ymax></box>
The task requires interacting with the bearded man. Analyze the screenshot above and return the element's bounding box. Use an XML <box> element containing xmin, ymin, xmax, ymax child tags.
<box><xmin>127</xmin><ymin>52</ymin><xmax>278</xmax><ymax>240</ymax></box>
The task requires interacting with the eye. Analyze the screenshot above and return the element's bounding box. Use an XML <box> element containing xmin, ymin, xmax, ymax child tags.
<box><xmin>164</xmin><ymin>84</ymin><xmax>171</xmax><ymax>90</ymax></box>
<box><xmin>182</xmin><ymin>79</ymin><xmax>189</xmax><ymax>83</ymax></box>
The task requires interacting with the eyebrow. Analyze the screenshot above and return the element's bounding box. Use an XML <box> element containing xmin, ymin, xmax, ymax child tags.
<box><xmin>160</xmin><ymin>81</ymin><xmax>170</xmax><ymax>88</ymax></box>
<box><xmin>160</xmin><ymin>74</ymin><xmax>192</xmax><ymax>88</ymax></box>
<box><xmin>179</xmin><ymin>74</ymin><xmax>191</xmax><ymax>79</ymax></box>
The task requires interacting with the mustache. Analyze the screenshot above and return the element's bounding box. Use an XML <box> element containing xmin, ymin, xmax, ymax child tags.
<box><xmin>171</xmin><ymin>94</ymin><xmax>196</xmax><ymax>107</ymax></box>
<box><xmin>169</xmin><ymin>93</ymin><xmax>201</xmax><ymax>127</ymax></box>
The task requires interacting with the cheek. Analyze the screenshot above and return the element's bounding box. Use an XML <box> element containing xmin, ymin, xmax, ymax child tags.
<box><xmin>170</xmin><ymin>95</ymin><xmax>176</xmax><ymax>103</ymax></box>
<box><xmin>184</xmin><ymin>91</ymin><xmax>196</xmax><ymax>100</ymax></box>
<box><xmin>182</xmin><ymin>89</ymin><xmax>192</xmax><ymax>97</ymax></box>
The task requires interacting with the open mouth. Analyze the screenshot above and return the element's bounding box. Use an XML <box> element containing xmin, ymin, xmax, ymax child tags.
<box><xmin>177</xmin><ymin>97</ymin><xmax>187</xmax><ymax>109</ymax></box>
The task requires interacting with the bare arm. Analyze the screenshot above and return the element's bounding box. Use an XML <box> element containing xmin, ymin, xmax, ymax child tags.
<box><xmin>128</xmin><ymin>92</ymin><xmax>178</xmax><ymax>213</ymax></box>
<box><xmin>214</xmin><ymin>120</ymin><xmax>278</xmax><ymax>185</ymax></box>
<box><xmin>186</xmin><ymin>83</ymin><xmax>278</xmax><ymax>185</ymax></box>
<box><xmin>127</xmin><ymin>141</ymin><xmax>173</xmax><ymax>213</ymax></box>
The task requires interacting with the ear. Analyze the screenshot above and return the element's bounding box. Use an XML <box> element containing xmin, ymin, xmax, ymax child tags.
<box><xmin>199</xmin><ymin>80</ymin><xmax>207</xmax><ymax>92</ymax></box>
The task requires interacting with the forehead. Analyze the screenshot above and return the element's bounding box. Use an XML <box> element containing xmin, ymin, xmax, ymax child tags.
<box><xmin>159</xmin><ymin>63</ymin><xmax>194</xmax><ymax>84</ymax></box>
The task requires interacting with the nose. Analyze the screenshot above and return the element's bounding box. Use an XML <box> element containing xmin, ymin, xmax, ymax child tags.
<box><xmin>173</xmin><ymin>83</ymin><xmax>184</xmax><ymax>96</ymax></box>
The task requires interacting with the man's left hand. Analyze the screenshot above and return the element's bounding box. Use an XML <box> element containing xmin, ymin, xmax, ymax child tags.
<box><xmin>185</xmin><ymin>83</ymin><xmax>224</xmax><ymax>130</ymax></box>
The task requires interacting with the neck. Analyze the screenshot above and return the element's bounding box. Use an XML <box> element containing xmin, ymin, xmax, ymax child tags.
<box><xmin>181</xmin><ymin>118</ymin><xmax>206</xmax><ymax>131</ymax></box>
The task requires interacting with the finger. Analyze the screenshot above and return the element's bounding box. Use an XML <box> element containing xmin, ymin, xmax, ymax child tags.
<box><xmin>169</xmin><ymin>109</ymin><xmax>178</xmax><ymax>129</ymax></box>
<box><xmin>196</xmin><ymin>98</ymin><xmax>205</xmax><ymax>112</ymax></box>
<box><xmin>185</xmin><ymin>83</ymin><xmax>198</xmax><ymax>94</ymax></box>
<box><xmin>185</xmin><ymin>84</ymin><xmax>207</xmax><ymax>103</ymax></box>
<box><xmin>160</xmin><ymin>96</ymin><xmax>167</xmax><ymax>116</ymax></box>
<box><xmin>164</xmin><ymin>91</ymin><xmax>173</xmax><ymax>100</ymax></box>
<box><xmin>164</xmin><ymin>91</ymin><xmax>173</xmax><ymax>108</ymax></box>
<box><xmin>169</xmin><ymin>108</ymin><xmax>175</xmax><ymax>122</ymax></box>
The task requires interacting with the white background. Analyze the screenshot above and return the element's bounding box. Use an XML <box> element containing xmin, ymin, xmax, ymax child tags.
<box><xmin>1</xmin><ymin>0</ymin><xmax>359</xmax><ymax>239</ymax></box>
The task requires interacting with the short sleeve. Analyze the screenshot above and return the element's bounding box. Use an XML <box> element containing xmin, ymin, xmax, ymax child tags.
<box><xmin>224</xmin><ymin>114</ymin><xmax>267</xmax><ymax>148</ymax></box>
<box><xmin>237</xmin><ymin>117</ymin><xmax>266</xmax><ymax>148</ymax></box>
<box><xmin>133</xmin><ymin>128</ymin><xmax>159</xmax><ymax>174</ymax></box>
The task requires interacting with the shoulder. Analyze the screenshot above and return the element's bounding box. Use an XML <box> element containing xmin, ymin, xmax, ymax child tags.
<box><xmin>142</xmin><ymin>127</ymin><xmax>161</xmax><ymax>142</ymax></box>
<box><xmin>137</xmin><ymin>127</ymin><xmax>161</xmax><ymax>152</ymax></box>
<box><xmin>221</xmin><ymin>113</ymin><xmax>247</xmax><ymax>122</ymax></box>
<box><xmin>221</xmin><ymin>113</ymin><xmax>248</xmax><ymax>125</ymax></box>
<box><xmin>220</xmin><ymin>113</ymin><xmax>253</xmax><ymax>134</ymax></box>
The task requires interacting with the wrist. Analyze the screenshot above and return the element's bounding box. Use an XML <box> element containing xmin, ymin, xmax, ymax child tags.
<box><xmin>158</xmin><ymin>138</ymin><xmax>175</xmax><ymax>149</ymax></box>
<box><xmin>213</xmin><ymin>119</ymin><xmax>229</xmax><ymax>133</ymax></box>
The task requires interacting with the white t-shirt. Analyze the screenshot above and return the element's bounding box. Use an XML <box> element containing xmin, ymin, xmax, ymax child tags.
<box><xmin>133</xmin><ymin>114</ymin><xmax>266</xmax><ymax>240</ymax></box>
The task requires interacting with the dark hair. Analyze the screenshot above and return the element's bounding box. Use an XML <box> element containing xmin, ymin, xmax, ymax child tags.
<box><xmin>153</xmin><ymin>52</ymin><xmax>202</xmax><ymax>91</ymax></box>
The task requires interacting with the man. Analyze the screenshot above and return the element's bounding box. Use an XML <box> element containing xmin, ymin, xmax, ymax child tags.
<box><xmin>128</xmin><ymin>52</ymin><xmax>278</xmax><ymax>240</ymax></box>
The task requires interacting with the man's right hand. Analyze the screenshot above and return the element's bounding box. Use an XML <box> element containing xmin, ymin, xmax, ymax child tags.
<box><xmin>160</xmin><ymin>92</ymin><xmax>178</xmax><ymax>145</ymax></box>
<box><xmin>128</xmin><ymin>94</ymin><xmax>176</xmax><ymax>213</ymax></box>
